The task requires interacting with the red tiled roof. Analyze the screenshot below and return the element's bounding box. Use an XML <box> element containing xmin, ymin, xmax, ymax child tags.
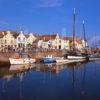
<box><xmin>63</xmin><ymin>36</ymin><xmax>82</xmax><ymax>44</ymax></box>
<box><xmin>39</xmin><ymin>34</ymin><xmax>57</xmax><ymax>40</ymax></box>
<box><xmin>10</xmin><ymin>31</ymin><xmax>19</xmax><ymax>38</ymax></box>
<box><xmin>63</xmin><ymin>37</ymin><xmax>72</xmax><ymax>40</ymax></box>
<box><xmin>0</xmin><ymin>32</ymin><xmax>4</xmax><ymax>38</ymax></box>
<box><xmin>0</xmin><ymin>31</ymin><xmax>19</xmax><ymax>38</ymax></box>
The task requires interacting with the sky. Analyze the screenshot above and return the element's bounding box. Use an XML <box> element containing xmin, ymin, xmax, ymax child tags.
<box><xmin>0</xmin><ymin>0</ymin><xmax>100</xmax><ymax>41</ymax></box>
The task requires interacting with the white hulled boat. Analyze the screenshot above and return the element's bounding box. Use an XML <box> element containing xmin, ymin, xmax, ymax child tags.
<box><xmin>56</xmin><ymin>57</ymin><xmax>85</xmax><ymax>64</ymax></box>
<box><xmin>67</xmin><ymin>54</ymin><xmax>87</xmax><ymax>60</ymax></box>
<box><xmin>9</xmin><ymin>54</ymin><xmax>36</xmax><ymax>65</ymax></box>
<box><xmin>56</xmin><ymin>57</ymin><xmax>69</xmax><ymax>63</ymax></box>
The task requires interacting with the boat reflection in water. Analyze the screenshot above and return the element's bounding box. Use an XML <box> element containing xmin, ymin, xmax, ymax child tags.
<box><xmin>0</xmin><ymin>61</ymin><xmax>100</xmax><ymax>100</ymax></box>
<box><xmin>9</xmin><ymin>64</ymin><xmax>36</xmax><ymax>72</ymax></box>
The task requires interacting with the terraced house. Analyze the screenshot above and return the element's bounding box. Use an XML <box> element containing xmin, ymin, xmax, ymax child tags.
<box><xmin>63</xmin><ymin>36</ymin><xmax>88</xmax><ymax>50</ymax></box>
<box><xmin>26</xmin><ymin>33</ymin><xmax>37</xmax><ymax>48</ymax></box>
<box><xmin>38</xmin><ymin>33</ymin><xmax>62</xmax><ymax>49</ymax></box>
<box><xmin>0</xmin><ymin>30</ymin><xmax>87</xmax><ymax>52</ymax></box>
<box><xmin>16</xmin><ymin>31</ymin><xmax>37</xmax><ymax>51</ymax></box>
<box><xmin>16</xmin><ymin>31</ymin><xmax>27</xmax><ymax>50</ymax></box>
<box><xmin>38</xmin><ymin>33</ymin><xmax>70</xmax><ymax>50</ymax></box>
<box><xmin>0</xmin><ymin>30</ymin><xmax>18</xmax><ymax>52</ymax></box>
<box><xmin>0</xmin><ymin>30</ymin><xmax>37</xmax><ymax>52</ymax></box>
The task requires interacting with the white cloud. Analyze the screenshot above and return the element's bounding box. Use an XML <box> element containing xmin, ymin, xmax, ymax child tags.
<box><xmin>37</xmin><ymin>0</ymin><xmax>64</xmax><ymax>7</ymax></box>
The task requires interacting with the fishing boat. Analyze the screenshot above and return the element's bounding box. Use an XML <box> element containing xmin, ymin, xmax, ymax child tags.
<box><xmin>41</xmin><ymin>55</ymin><xmax>56</xmax><ymax>63</ymax></box>
<box><xmin>9</xmin><ymin>54</ymin><xmax>36</xmax><ymax>65</ymax></box>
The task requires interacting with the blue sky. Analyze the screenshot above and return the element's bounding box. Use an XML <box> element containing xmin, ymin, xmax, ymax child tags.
<box><xmin>0</xmin><ymin>0</ymin><xmax>99</xmax><ymax>40</ymax></box>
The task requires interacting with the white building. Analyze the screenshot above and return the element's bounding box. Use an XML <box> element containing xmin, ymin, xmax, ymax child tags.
<box><xmin>38</xmin><ymin>33</ymin><xmax>70</xmax><ymax>50</ymax></box>
<box><xmin>16</xmin><ymin>31</ymin><xmax>27</xmax><ymax>49</ymax></box>
<box><xmin>27</xmin><ymin>33</ymin><xmax>36</xmax><ymax>45</ymax></box>
<box><xmin>38</xmin><ymin>34</ymin><xmax>61</xmax><ymax>49</ymax></box>
<box><xmin>0</xmin><ymin>30</ymin><xmax>17</xmax><ymax>52</ymax></box>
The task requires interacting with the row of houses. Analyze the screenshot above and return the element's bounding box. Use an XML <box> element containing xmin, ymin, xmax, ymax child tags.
<box><xmin>38</xmin><ymin>34</ymin><xmax>87</xmax><ymax>50</ymax></box>
<box><xmin>0</xmin><ymin>30</ymin><xmax>87</xmax><ymax>52</ymax></box>
<box><xmin>0</xmin><ymin>30</ymin><xmax>36</xmax><ymax>52</ymax></box>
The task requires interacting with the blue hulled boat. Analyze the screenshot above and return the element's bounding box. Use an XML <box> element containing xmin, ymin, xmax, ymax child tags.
<box><xmin>41</xmin><ymin>55</ymin><xmax>56</xmax><ymax>63</ymax></box>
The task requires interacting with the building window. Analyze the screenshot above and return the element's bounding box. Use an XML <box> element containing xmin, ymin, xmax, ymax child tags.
<box><xmin>1</xmin><ymin>40</ymin><xmax>2</xmax><ymax>44</ymax></box>
<box><xmin>23</xmin><ymin>38</ymin><xmax>25</xmax><ymax>41</ymax></box>
<box><xmin>59</xmin><ymin>40</ymin><xmax>61</xmax><ymax>43</ymax></box>
<box><xmin>5</xmin><ymin>40</ymin><xmax>7</xmax><ymax>44</ymax></box>
<box><xmin>11</xmin><ymin>40</ymin><xmax>13</xmax><ymax>43</ymax></box>
<box><xmin>18</xmin><ymin>37</ymin><xmax>21</xmax><ymax>41</ymax></box>
<box><xmin>18</xmin><ymin>43</ymin><xmax>21</xmax><ymax>48</ymax></box>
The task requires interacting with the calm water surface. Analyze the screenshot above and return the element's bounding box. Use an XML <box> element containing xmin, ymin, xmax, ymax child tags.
<box><xmin>0</xmin><ymin>61</ymin><xmax>100</xmax><ymax>100</ymax></box>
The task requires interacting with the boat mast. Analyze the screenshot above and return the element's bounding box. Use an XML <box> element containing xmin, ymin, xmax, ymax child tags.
<box><xmin>72</xmin><ymin>8</ymin><xmax>76</xmax><ymax>51</ymax></box>
<box><xmin>82</xmin><ymin>20</ymin><xmax>87</xmax><ymax>48</ymax></box>
<box><xmin>94</xmin><ymin>33</ymin><xmax>97</xmax><ymax>49</ymax></box>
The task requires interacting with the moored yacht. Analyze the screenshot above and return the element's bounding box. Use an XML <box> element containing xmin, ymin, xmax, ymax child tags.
<box><xmin>66</xmin><ymin>8</ymin><xmax>88</xmax><ymax>61</ymax></box>
<box><xmin>67</xmin><ymin>51</ymin><xmax>88</xmax><ymax>60</ymax></box>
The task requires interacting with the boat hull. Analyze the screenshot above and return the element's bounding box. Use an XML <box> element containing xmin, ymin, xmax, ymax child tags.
<box><xmin>67</xmin><ymin>56</ymin><xmax>87</xmax><ymax>60</ymax></box>
<box><xmin>41</xmin><ymin>58</ymin><xmax>56</xmax><ymax>63</ymax></box>
<box><xmin>9</xmin><ymin>58</ymin><xmax>36</xmax><ymax>65</ymax></box>
<box><xmin>89</xmin><ymin>54</ymin><xmax>100</xmax><ymax>61</ymax></box>
<box><xmin>56</xmin><ymin>57</ymin><xmax>69</xmax><ymax>63</ymax></box>
<box><xmin>56</xmin><ymin>58</ymin><xmax>85</xmax><ymax>64</ymax></box>
<box><xmin>89</xmin><ymin>57</ymin><xmax>100</xmax><ymax>61</ymax></box>
<box><xmin>56</xmin><ymin>59</ymin><xmax>68</xmax><ymax>63</ymax></box>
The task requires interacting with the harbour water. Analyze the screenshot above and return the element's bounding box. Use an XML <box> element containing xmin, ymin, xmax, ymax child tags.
<box><xmin>0</xmin><ymin>61</ymin><xmax>100</xmax><ymax>100</ymax></box>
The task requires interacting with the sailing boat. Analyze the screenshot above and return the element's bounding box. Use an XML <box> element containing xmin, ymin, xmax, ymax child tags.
<box><xmin>67</xmin><ymin>8</ymin><xmax>88</xmax><ymax>61</ymax></box>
